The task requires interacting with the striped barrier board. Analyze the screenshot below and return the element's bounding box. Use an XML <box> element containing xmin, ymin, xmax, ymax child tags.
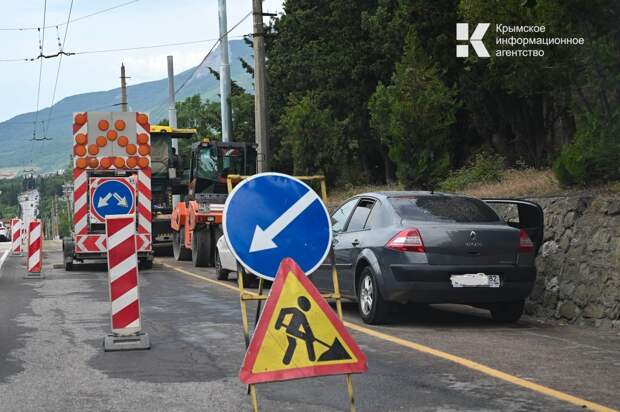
<box><xmin>103</xmin><ymin>214</ymin><xmax>150</xmax><ymax>351</ymax></box>
<box><xmin>11</xmin><ymin>218</ymin><xmax>22</xmax><ymax>256</ymax></box>
<box><xmin>25</xmin><ymin>219</ymin><xmax>44</xmax><ymax>279</ymax></box>
<box><xmin>72</xmin><ymin>169</ymin><xmax>152</xmax><ymax>254</ymax></box>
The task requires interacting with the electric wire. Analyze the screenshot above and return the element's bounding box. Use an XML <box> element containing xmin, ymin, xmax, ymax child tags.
<box><xmin>72</xmin><ymin>35</ymin><xmax>246</xmax><ymax>56</ymax></box>
<box><xmin>0</xmin><ymin>0</ymin><xmax>140</xmax><ymax>31</ymax></box>
<box><xmin>174</xmin><ymin>11</ymin><xmax>252</xmax><ymax>97</ymax></box>
<box><xmin>42</xmin><ymin>0</ymin><xmax>75</xmax><ymax>143</ymax></box>
<box><xmin>0</xmin><ymin>35</ymin><xmax>248</xmax><ymax>63</ymax></box>
<box><xmin>30</xmin><ymin>0</ymin><xmax>48</xmax><ymax>164</ymax></box>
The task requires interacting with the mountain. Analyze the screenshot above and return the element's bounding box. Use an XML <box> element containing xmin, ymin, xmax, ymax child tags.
<box><xmin>0</xmin><ymin>39</ymin><xmax>253</xmax><ymax>174</ymax></box>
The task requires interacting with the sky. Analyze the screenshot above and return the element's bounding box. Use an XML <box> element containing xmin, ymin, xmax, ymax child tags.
<box><xmin>0</xmin><ymin>0</ymin><xmax>284</xmax><ymax>123</ymax></box>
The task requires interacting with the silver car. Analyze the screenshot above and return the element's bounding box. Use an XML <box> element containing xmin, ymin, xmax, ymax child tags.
<box><xmin>313</xmin><ymin>192</ymin><xmax>543</xmax><ymax>324</ymax></box>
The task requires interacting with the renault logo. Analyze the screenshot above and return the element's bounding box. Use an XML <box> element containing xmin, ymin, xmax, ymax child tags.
<box><xmin>466</xmin><ymin>231</ymin><xmax>482</xmax><ymax>248</ymax></box>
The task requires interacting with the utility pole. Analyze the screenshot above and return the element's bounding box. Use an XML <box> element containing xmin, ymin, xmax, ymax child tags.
<box><xmin>253</xmin><ymin>0</ymin><xmax>269</xmax><ymax>172</ymax></box>
<box><xmin>218</xmin><ymin>0</ymin><xmax>233</xmax><ymax>143</ymax></box>
<box><xmin>120</xmin><ymin>63</ymin><xmax>128</xmax><ymax>112</ymax></box>
<box><xmin>167</xmin><ymin>55</ymin><xmax>181</xmax><ymax>210</ymax></box>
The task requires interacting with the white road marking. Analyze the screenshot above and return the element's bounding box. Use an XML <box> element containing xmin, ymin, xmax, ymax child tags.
<box><xmin>0</xmin><ymin>250</ymin><xmax>10</xmax><ymax>277</ymax></box>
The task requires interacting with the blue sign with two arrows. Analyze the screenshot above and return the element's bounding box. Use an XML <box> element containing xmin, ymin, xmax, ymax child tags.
<box><xmin>91</xmin><ymin>179</ymin><xmax>135</xmax><ymax>222</ymax></box>
<box><xmin>223</xmin><ymin>173</ymin><xmax>332</xmax><ymax>281</ymax></box>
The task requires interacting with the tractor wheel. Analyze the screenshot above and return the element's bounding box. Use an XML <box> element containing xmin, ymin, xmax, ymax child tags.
<box><xmin>173</xmin><ymin>228</ymin><xmax>191</xmax><ymax>261</ymax></box>
<box><xmin>192</xmin><ymin>228</ymin><xmax>212</xmax><ymax>267</ymax></box>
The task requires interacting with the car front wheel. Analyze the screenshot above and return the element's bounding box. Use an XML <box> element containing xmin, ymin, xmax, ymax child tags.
<box><xmin>357</xmin><ymin>266</ymin><xmax>388</xmax><ymax>325</ymax></box>
<box><xmin>215</xmin><ymin>250</ymin><xmax>228</xmax><ymax>280</ymax></box>
<box><xmin>490</xmin><ymin>300</ymin><xmax>525</xmax><ymax>323</ymax></box>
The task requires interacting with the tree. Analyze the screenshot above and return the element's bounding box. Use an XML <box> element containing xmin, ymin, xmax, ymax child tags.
<box><xmin>279</xmin><ymin>93</ymin><xmax>342</xmax><ymax>182</ymax></box>
<box><xmin>267</xmin><ymin>0</ymin><xmax>383</xmax><ymax>184</ymax></box>
<box><xmin>369</xmin><ymin>33</ymin><xmax>459</xmax><ymax>189</ymax></box>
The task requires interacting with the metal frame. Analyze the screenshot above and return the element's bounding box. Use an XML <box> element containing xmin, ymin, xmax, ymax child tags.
<box><xmin>226</xmin><ymin>175</ymin><xmax>356</xmax><ymax>412</ymax></box>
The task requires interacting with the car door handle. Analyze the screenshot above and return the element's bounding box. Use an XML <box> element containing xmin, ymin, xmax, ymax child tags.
<box><xmin>351</xmin><ymin>240</ymin><xmax>360</xmax><ymax>247</ymax></box>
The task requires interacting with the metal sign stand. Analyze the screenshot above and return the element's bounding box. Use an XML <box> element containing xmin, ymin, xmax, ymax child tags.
<box><xmin>228</xmin><ymin>175</ymin><xmax>356</xmax><ymax>412</ymax></box>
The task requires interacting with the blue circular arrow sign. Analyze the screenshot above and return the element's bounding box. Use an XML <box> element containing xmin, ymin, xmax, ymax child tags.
<box><xmin>223</xmin><ymin>173</ymin><xmax>332</xmax><ymax>281</ymax></box>
<box><xmin>91</xmin><ymin>179</ymin><xmax>135</xmax><ymax>222</ymax></box>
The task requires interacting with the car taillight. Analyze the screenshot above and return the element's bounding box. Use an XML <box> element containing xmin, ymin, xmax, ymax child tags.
<box><xmin>386</xmin><ymin>229</ymin><xmax>425</xmax><ymax>253</ymax></box>
<box><xmin>518</xmin><ymin>229</ymin><xmax>534</xmax><ymax>253</ymax></box>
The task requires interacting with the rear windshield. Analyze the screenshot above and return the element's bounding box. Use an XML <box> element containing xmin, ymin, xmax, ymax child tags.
<box><xmin>389</xmin><ymin>196</ymin><xmax>500</xmax><ymax>223</ymax></box>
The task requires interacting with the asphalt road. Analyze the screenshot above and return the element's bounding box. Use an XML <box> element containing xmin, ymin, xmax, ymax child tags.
<box><xmin>0</xmin><ymin>242</ymin><xmax>618</xmax><ymax>412</ymax></box>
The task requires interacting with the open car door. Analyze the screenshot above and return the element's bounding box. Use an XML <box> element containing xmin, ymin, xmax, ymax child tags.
<box><xmin>483</xmin><ymin>199</ymin><xmax>544</xmax><ymax>256</ymax></box>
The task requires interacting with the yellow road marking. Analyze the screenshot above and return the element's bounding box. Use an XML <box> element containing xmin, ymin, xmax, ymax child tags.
<box><xmin>160</xmin><ymin>262</ymin><xmax>240</xmax><ymax>293</ymax></box>
<box><xmin>343</xmin><ymin>322</ymin><xmax>617</xmax><ymax>412</ymax></box>
<box><xmin>160</xmin><ymin>261</ymin><xmax>618</xmax><ymax>412</ymax></box>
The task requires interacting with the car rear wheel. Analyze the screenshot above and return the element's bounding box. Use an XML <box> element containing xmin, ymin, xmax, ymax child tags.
<box><xmin>357</xmin><ymin>266</ymin><xmax>388</xmax><ymax>325</ymax></box>
<box><xmin>490</xmin><ymin>300</ymin><xmax>525</xmax><ymax>323</ymax></box>
<box><xmin>215</xmin><ymin>250</ymin><xmax>228</xmax><ymax>280</ymax></box>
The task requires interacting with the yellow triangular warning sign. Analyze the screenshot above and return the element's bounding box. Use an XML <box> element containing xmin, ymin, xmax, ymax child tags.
<box><xmin>240</xmin><ymin>258</ymin><xmax>368</xmax><ymax>384</ymax></box>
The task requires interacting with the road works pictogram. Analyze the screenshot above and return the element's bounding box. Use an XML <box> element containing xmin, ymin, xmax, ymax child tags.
<box><xmin>239</xmin><ymin>258</ymin><xmax>367</xmax><ymax>384</ymax></box>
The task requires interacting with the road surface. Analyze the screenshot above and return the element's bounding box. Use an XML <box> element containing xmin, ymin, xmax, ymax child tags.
<box><xmin>0</xmin><ymin>242</ymin><xmax>618</xmax><ymax>411</ymax></box>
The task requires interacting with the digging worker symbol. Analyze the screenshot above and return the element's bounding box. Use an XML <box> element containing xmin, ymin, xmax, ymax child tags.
<box><xmin>275</xmin><ymin>296</ymin><xmax>352</xmax><ymax>365</ymax></box>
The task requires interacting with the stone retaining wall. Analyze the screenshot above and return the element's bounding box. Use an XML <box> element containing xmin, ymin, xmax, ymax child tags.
<box><xmin>525</xmin><ymin>194</ymin><xmax>620</xmax><ymax>327</ymax></box>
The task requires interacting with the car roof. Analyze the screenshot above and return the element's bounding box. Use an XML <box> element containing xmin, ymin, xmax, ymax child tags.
<box><xmin>355</xmin><ymin>191</ymin><xmax>463</xmax><ymax>199</ymax></box>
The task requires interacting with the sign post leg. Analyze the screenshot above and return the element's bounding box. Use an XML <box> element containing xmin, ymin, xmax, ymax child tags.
<box><xmin>330</xmin><ymin>247</ymin><xmax>356</xmax><ymax>412</ymax></box>
<box><xmin>237</xmin><ymin>263</ymin><xmax>260</xmax><ymax>411</ymax></box>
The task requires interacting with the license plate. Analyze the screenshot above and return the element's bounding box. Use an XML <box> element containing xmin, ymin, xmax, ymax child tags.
<box><xmin>450</xmin><ymin>273</ymin><xmax>501</xmax><ymax>288</ymax></box>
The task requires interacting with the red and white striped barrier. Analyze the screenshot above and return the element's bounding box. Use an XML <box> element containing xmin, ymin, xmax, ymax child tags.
<box><xmin>11</xmin><ymin>218</ymin><xmax>22</xmax><ymax>256</ymax></box>
<box><xmin>103</xmin><ymin>214</ymin><xmax>150</xmax><ymax>351</ymax></box>
<box><xmin>25</xmin><ymin>219</ymin><xmax>44</xmax><ymax>279</ymax></box>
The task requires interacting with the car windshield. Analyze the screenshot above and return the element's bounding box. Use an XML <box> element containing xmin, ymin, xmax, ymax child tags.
<box><xmin>389</xmin><ymin>195</ymin><xmax>500</xmax><ymax>223</ymax></box>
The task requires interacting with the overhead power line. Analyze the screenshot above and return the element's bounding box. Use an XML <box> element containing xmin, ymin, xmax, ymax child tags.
<box><xmin>175</xmin><ymin>11</ymin><xmax>252</xmax><ymax>96</ymax></box>
<box><xmin>32</xmin><ymin>0</ymin><xmax>48</xmax><ymax>144</ymax></box>
<box><xmin>0</xmin><ymin>0</ymin><xmax>140</xmax><ymax>31</ymax></box>
<box><xmin>72</xmin><ymin>35</ymin><xmax>247</xmax><ymax>56</ymax></box>
<box><xmin>43</xmin><ymin>0</ymin><xmax>75</xmax><ymax>141</ymax></box>
<box><xmin>0</xmin><ymin>35</ymin><xmax>248</xmax><ymax>63</ymax></box>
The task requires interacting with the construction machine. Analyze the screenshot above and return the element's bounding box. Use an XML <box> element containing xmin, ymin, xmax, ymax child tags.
<box><xmin>149</xmin><ymin>125</ymin><xmax>196</xmax><ymax>255</ymax></box>
<box><xmin>63</xmin><ymin>111</ymin><xmax>155</xmax><ymax>270</ymax></box>
<box><xmin>171</xmin><ymin>139</ymin><xmax>257</xmax><ymax>267</ymax></box>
